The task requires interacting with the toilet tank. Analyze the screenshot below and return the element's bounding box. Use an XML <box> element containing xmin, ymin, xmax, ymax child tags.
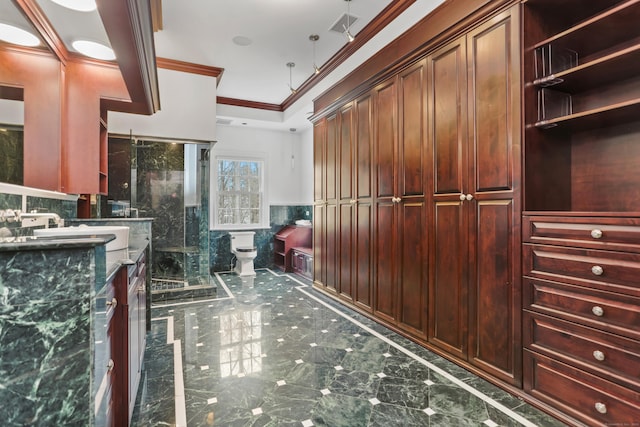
<box><xmin>229</xmin><ymin>231</ymin><xmax>255</xmax><ymax>251</ymax></box>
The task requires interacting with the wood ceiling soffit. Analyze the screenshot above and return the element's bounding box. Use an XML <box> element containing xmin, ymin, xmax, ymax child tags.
<box><xmin>156</xmin><ymin>57</ymin><xmax>224</xmax><ymax>83</ymax></box>
<box><xmin>216</xmin><ymin>97</ymin><xmax>282</xmax><ymax>112</ymax></box>
<box><xmin>13</xmin><ymin>0</ymin><xmax>69</xmax><ymax>64</ymax></box>
<box><xmin>97</xmin><ymin>0</ymin><xmax>160</xmax><ymax>114</ymax></box>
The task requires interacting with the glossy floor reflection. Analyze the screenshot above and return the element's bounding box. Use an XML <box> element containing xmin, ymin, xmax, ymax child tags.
<box><xmin>131</xmin><ymin>269</ymin><xmax>567</xmax><ymax>426</ymax></box>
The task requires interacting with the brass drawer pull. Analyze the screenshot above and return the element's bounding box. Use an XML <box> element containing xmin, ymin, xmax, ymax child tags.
<box><xmin>591</xmin><ymin>265</ymin><xmax>604</xmax><ymax>276</ymax></box>
<box><xmin>592</xmin><ymin>306</ymin><xmax>604</xmax><ymax>317</ymax></box>
<box><xmin>590</xmin><ymin>229</ymin><xmax>603</xmax><ymax>239</ymax></box>
<box><xmin>594</xmin><ymin>402</ymin><xmax>607</xmax><ymax>414</ymax></box>
<box><xmin>593</xmin><ymin>350</ymin><xmax>605</xmax><ymax>361</ymax></box>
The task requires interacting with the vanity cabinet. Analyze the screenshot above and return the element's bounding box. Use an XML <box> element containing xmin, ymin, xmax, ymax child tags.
<box><xmin>112</xmin><ymin>250</ymin><xmax>147</xmax><ymax>427</ymax></box>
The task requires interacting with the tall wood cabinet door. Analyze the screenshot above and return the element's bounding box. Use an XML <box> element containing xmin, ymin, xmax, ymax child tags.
<box><xmin>322</xmin><ymin>113</ymin><xmax>338</xmax><ymax>292</ymax></box>
<box><xmin>354</xmin><ymin>94</ymin><xmax>373</xmax><ymax>310</ymax></box>
<box><xmin>313</xmin><ymin>120</ymin><xmax>326</xmax><ymax>286</ymax></box>
<box><xmin>397</xmin><ymin>60</ymin><xmax>428</xmax><ymax>338</ymax></box>
<box><xmin>466</xmin><ymin>6</ymin><xmax>521</xmax><ymax>385</ymax></box>
<box><xmin>373</xmin><ymin>77</ymin><xmax>399</xmax><ymax>322</ymax></box>
<box><xmin>426</xmin><ymin>36</ymin><xmax>469</xmax><ymax>359</ymax></box>
<box><xmin>338</xmin><ymin>104</ymin><xmax>355</xmax><ymax>299</ymax></box>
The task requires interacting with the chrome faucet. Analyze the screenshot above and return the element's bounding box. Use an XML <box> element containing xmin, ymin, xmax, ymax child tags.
<box><xmin>20</xmin><ymin>212</ymin><xmax>64</xmax><ymax>228</ymax></box>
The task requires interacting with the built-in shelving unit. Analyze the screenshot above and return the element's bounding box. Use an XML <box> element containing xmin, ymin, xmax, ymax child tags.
<box><xmin>523</xmin><ymin>0</ymin><xmax>640</xmax><ymax>424</ymax></box>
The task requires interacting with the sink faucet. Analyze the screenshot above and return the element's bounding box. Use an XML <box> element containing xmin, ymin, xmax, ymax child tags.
<box><xmin>20</xmin><ymin>212</ymin><xmax>64</xmax><ymax>228</ymax></box>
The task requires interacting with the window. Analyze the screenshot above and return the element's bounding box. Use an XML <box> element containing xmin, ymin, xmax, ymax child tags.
<box><xmin>213</xmin><ymin>156</ymin><xmax>265</xmax><ymax>228</ymax></box>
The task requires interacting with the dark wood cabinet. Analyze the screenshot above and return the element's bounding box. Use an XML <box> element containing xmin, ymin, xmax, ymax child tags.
<box><xmin>427</xmin><ymin>7</ymin><xmax>521</xmax><ymax>385</ymax></box>
<box><xmin>522</xmin><ymin>0</ymin><xmax>640</xmax><ymax>422</ymax></box>
<box><xmin>291</xmin><ymin>247</ymin><xmax>313</xmax><ymax>279</ymax></box>
<box><xmin>273</xmin><ymin>225</ymin><xmax>312</xmax><ymax>272</ymax></box>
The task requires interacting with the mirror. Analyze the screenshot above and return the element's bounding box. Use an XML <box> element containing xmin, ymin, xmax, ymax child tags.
<box><xmin>0</xmin><ymin>98</ymin><xmax>25</xmax><ymax>185</ymax></box>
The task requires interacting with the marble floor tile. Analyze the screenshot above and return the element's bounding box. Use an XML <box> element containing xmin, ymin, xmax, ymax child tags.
<box><xmin>131</xmin><ymin>269</ymin><xmax>567</xmax><ymax>427</ymax></box>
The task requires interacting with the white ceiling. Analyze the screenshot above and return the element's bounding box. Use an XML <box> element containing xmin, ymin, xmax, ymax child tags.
<box><xmin>4</xmin><ymin>0</ymin><xmax>446</xmax><ymax>131</ymax></box>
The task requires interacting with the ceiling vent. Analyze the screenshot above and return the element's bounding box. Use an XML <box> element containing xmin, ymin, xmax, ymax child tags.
<box><xmin>329</xmin><ymin>13</ymin><xmax>358</xmax><ymax>33</ymax></box>
<box><xmin>216</xmin><ymin>118</ymin><xmax>233</xmax><ymax>125</ymax></box>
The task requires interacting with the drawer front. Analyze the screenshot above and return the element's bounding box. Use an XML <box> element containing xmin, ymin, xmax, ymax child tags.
<box><xmin>524</xmin><ymin>350</ymin><xmax>640</xmax><ymax>426</ymax></box>
<box><xmin>524</xmin><ymin>312</ymin><xmax>640</xmax><ymax>390</ymax></box>
<box><xmin>523</xmin><ymin>215</ymin><xmax>640</xmax><ymax>253</ymax></box>
<box><xmin>524</xmin><ymin>278</ymin><xmax>640</xmax><ymax>340</ymax></box>
<box><xmin>523</xmin><ymin>244</ymin><xmax>640</xmax><ymax>296</ymax></box>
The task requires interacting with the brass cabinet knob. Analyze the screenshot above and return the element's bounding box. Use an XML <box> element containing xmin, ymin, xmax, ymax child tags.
<box><xmin>465</xmin><ymin>193</ymin><xmax>474</xmax><ymax>201</ymax></box>
<box><xmin>591</xmin><ymin>265</ymin><xmax>604</xmax><ymax>276</ymax></box>
<box><xmin>107</xmin><ymin>359</ymin><xmax>115</xmax><ymax>371</ymax></box>
<box><xmin>593</xmin><ymin>350</ymin><xmax>605</xmax><ymax>361</ymax></box>
<box><xmin>591</xmin><ymin>229</ymin><xmax>603</xmax><ymax>239</ymax></box>
<box><xmin>106</xmin><ymin>298</ymin><xmax>117</xmax><ymax>308</ymax></box>
<box><xmin>459</xmin><ymin>194</ymin><xmax>466</xmax><ymax>201</ymax></box>
<box><xmin>594</xmin><ymin>402</ymin><xmax>607</xmax><ymax>414</ymax></box>
<box><xmin>592</xmin><ymin>306</ymin><xmax>604</xmax><ymax>317</ymax></box>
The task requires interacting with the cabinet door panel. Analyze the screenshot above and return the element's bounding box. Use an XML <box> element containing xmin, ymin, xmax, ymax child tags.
<box><xmin>374</xmin><ymin>202</ymin><xmax>396</xmax><ymax>322</ymax></box>
<box><xmin>469</xmin><ymin>199</ymin><xmax>520</xmax><ymax>383</ymax></box>
<box><xmin>398</xmin><ymin>201</ymin><xmax>428</xmax><ymax>338</ymax></box>
<box><xmin>429</xmin><ymin>201</ymin><xmax>467</xmax><ymax>358</ymax></box>
<box><xmin>355</xmin><ymin>202</ymin><xmax>372</xmax><ymax>310</ymax></box>
<box><xmin>339</xmin><ymin>203</ymin><xmax>353</xmax><ymax>299</ymax></box>
<box><xmin>374</xmin><ymin>79</ymin><xmax>397</xmax><ymax>199</ymax></box>
<box><xmin>339</xmin><ymin>104</ymin><xmax>354</xmax><ymax>201</ymax></box>
<box><xmin>313</xmin><ymin>204</ymin><xmax>324</xmax><ymax>284</ymax></box>
<box><xmin>399</xmin><ymin>60</ymin><xmax>426</xmax><ymax>197</ymax></box>
<box><xmin>469</xmin><ymin>18</ymin><xmax>512</xmax><ymax>192</ymax></box>
<box><xmin>325</xmin><ymin>204</ymin><xmax>338</xmax><ymax>292</ymax></box>
<box><xmin>326</xmin><ymin>114</ymin><xmax>338</xmax><ymax>201</ymax></box>
<box><xmin>356</xmin><ymin>95</ymin><xmax>373</xmax><ymax>199</ymax></box>
<box><xmin>429</xmin><ymin>38</ymin><xmax>467</xmax><ymax>195</ymax></box>
<box><xmin>313</xmin><ymin>120</ymin><xmax>325</xmax><ymax>201</ymax></box>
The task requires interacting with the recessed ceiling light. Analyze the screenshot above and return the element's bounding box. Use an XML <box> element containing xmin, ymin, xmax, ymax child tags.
<box><xmin>0</xmin><ymin>23</ymin><xmax>40</xmax><ymax>47</ymax></box>
<box><xmin>49</xmin><ymin>0</ymin><xmax>97</xmax><ymax>12</ymax></box>
<box><xmin>232</xmin><ymin>36</ymin><xmax>252</xmax><ymax>46</ymax></box>
<box><xmin>72</xmin><ymin>40</ymin><xmax>115</xmax><ymax>60</ymax></box>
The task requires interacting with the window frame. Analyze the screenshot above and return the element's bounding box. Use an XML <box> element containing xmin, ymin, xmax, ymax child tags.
<box><xmin>211</xmin><ymin>151</ymin><xmax>268</xmax><ymax>230</ymax></box>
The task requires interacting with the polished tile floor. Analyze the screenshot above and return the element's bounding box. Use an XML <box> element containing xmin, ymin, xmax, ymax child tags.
<box><xmin>131</xmin><ymin>269</ymin><xmax>567</xmax><ymax>427</ymax></box>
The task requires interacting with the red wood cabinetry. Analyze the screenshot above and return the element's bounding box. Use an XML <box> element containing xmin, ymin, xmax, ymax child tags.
<box><xmin>273</xmin><ymin>226</ymin><xmax>312</xmax><ymax>272</ymax></box>
<box><xmin>427</xmin><ymin>7</ymin><xmax>521</xmax><ymax>385</ymax></box>
<box><xmin>313</xmin><ymin>3</ymin><xmax>520</xmax><ymax>385</ymax></box>
<box><xmin>522</xmin><ymin>0</ymin><xmax>640</xmax><ymax>423</ymax></box>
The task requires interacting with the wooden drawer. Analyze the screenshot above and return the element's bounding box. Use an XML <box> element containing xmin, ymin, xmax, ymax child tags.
<box><xmin>524</xmin><ymin>277</ymin><xmax>640</xmax><ymax>341</ymax></box>
<box><xmin>524</xmin><ymin>312</ymin><xmax>640</xmax><ymax>390</ymax></box>
<box><xmin>523</xmin><ymin>215</ymin><xmax>640</xmax><ymax>253</ymax></box>
<box><xmin>523</xmin><ymin>244</ymin><xmax>640</xmax><ymax>297</ymax></box>
<box><xmin>524</xmin><ymin>350</ymin><xmax>640</xmax><ymax>427</ymax></box>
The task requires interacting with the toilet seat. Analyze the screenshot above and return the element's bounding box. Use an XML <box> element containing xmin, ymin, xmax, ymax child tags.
<box><xmin>235</xmin><ymin>246</ymin><xmax>256</xmax><ymax>253</ymax></box>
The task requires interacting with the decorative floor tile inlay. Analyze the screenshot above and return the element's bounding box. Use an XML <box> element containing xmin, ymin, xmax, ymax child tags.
<box><xmin>131</xmin><ymin>270</ymin><xmax>568</xmax><ymax>427</ymax></box>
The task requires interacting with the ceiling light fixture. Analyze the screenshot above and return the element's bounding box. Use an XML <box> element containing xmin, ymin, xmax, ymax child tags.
<box><xmin>309</xmin><ymin>34</ymin><xmax>320</xmax><ymax>74</ymax></box>
<box><xmin>72</xmin><ymin>40</ymin><xmax>116</xmax><ymax>60</ymax></box>
<box><xmin>49</xmin><ymin>0</ymin><xmax>97</xmax><ymax>12</ymax></box>
<box><xmin>0</xmin><ymin>23</ymin><xmax>40</xmax><ymax>47</ymax></box>
<box><xmin>287</xmin><ymin>62</ymin><xmax>297</xmax><ymax>94</ymax></box>
<box><xmin>343</xmin><ymin>0</ymin><xmax>355</xmax><ymax>43</ymax></box>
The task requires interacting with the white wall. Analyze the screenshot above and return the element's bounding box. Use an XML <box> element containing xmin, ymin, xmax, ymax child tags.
<box><xmin>213</xmin><ymin>125</ymin><xmax>313</xmax><ymax>206</ymax></box>
<box><xmin>107</xmin><ymin>68</ymin><xmax>217</xmax><ymax>142</ymax></box>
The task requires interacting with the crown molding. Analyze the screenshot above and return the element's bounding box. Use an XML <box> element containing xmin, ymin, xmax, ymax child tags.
<box><xmin>216</xmin><ymin>97</ymin><xmax>282</xmax><ymax>112</ymax></box>
<box><xmin>13</xmin><ymin>0</ymin><xmax>69</xmax><ymax>65</ymax></box>
<box><xmin>157</xmin><ymin>57</ymin><xmax>224</xmax><ymax>83</ymax></box>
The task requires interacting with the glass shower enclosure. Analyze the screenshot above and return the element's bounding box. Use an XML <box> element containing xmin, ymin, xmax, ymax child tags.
<box><xmin>107</xmin><ymin>136</ymin><xmax>215</xmax><ymax>303</ymax></box>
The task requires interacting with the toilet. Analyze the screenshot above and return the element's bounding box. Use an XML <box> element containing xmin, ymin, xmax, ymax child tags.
<box><xmin>229</xmin><ymin>231</ymin><xmax>257</xmax><ymax>276</ymax></box>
